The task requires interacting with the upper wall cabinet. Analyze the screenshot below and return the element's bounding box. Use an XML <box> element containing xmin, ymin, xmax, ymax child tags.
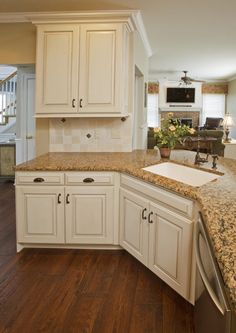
<box><xmin>35</xmin><ymin>21</ymin><xmax>131</xmax><ymax>117</ymax></box>
<box><xmin>36</xmin><ymin>24</ymin><xmax>79</xmax><ymax>115</ymax></box>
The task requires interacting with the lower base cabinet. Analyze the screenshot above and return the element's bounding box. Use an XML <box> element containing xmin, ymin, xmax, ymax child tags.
<box><xmin>120</xmin><ymin>186</ymin><xmax>193</xmax><ymax>300</ymax></box>
<box><xmin>16</xmin><ymin>171</ymin><xmax>194</xmax><ymax>302</ymax></box>
<box><xmin>16</xmin><ymin>172</ymin><xmax>115</xmax><ymax>246</ymax></box>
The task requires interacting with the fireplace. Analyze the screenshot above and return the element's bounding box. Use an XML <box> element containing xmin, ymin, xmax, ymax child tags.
<box><xmin>160</xmin><ymin>111</ymin><xmax>200</xmax><ymax>128</ymax></box>
<box><xmin>180</xmin><ymin>118</ymin><xmax>193</xmax><ymax>128</ymax></box>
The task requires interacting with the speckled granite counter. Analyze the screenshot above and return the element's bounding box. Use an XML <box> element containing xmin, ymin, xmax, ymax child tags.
<box><xmin>15</xmin><ymin>150</ymin><xmax>236</xmax><ymax>310</ymax></box>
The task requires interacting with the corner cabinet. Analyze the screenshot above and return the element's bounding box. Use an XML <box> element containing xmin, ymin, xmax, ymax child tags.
<box><xmin>120</xmin><ymin>175</ymin><xmax>194</xmax><ymax>300</ymax></box>
<box><xmin>35</xmin><ymin>22</ymin><xmax>130</xmax><ymax>117</ymax></box>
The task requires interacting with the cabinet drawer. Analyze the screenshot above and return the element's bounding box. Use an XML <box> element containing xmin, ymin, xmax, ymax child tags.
<box><xmin>120</xmin><ymin>174</ymin><xmax>193</xmax><ymax>218</ymax></box>
<box><xmin>65</xmin><ymin>172</ymin><xmax>114</xmax><ymax>185</ymax></box>
<box><xmin>16</xmin><ymin>172</ymin><xmax>64</xmax><ymax>185</ymax></box>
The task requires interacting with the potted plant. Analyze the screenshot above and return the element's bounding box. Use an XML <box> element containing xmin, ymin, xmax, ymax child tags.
<box><xmin>154</xmin><ymin>112</ymin><xmax>195</xmax><ymax>158</ymax></box>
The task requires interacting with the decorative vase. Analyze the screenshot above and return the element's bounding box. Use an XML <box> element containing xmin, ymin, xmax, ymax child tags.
<box><xmin>159</xmin><ymin>147</ymin><xmax>171</xmax><ymax>158</ymax></box>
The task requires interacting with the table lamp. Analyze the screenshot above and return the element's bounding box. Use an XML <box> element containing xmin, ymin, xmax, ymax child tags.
<box><xmin>223</xmin><ymin>112</ymin><xmax>234</xmax><ymax>143</ymax></box>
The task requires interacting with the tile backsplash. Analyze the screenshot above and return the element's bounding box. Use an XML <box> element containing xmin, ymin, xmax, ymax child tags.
<box><xmin>49</xmin><ymin>117</ymin><xmax>133</xmax><ymax>152</ymax></box>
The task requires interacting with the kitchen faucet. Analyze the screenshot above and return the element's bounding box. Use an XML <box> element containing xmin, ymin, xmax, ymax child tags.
<box><xmin>193</xmin><ymin>127</ymin><xmax>209</xmax><ymax>165</ymax></box>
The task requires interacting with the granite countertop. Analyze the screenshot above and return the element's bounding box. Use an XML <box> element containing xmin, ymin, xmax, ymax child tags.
<box><xmin>15</xmin><ymin>150</ymin><xmax>236</xmax><ymax>310</ymax></box>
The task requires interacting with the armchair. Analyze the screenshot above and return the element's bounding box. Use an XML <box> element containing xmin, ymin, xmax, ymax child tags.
<box><xmin>201</xmin><ymin>117</ymin><xmax>224</xmax><ymax>130</ymax></box>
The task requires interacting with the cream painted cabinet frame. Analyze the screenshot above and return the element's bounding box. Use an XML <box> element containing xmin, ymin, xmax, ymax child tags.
<box><xmin>36</xmin><ymin>23</ymin><xmax>129</xmax><ymax>117</ymax></box>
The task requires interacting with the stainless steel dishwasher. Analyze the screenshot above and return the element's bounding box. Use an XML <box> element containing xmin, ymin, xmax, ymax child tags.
<box><xmin>194</xmin><ymin>213</ymin><xmax>236</xmax><ymax>333</ymax></box>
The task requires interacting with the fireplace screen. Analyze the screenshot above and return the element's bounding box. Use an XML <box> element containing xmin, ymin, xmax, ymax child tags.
<box><xmin>180</xmin><ymin>118</ymin><xmax>193</xmax><ymax>128</ymax></box>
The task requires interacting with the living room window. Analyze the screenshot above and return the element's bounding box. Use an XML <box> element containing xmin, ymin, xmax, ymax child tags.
<box><xmin>202</xmin><ymin>93</ymin><xmax>225</xmax><ymax>125</ymax></box>
<box><xmin>147</xmin><ymin>82</ymin><xmax>159</xmax><ymax>128</ymax></box>
<box><xmin>147</xmin><ymin>93</ymin><xmax>159</xmax><ymax>127</ymax></box>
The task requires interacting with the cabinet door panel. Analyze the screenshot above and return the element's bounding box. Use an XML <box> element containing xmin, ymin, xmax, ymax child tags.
<box><xmin>149</xmin><ymin>202</ymin><xmax>193</xmax><ymax>299</ymax></box>
<box><xmin>66</xmin><ymin>187</ymin><xmax>114</xmax><ymax>244</ymax></box>
<box><xmin>120</xmin><ymin>188</ymin><xmax>149</xmax><ymax>265</ymax></box>
<box><xmin>36</xmin><ymin>25</ymin><xmax>78</xmax><ymax>113</ymax></box>
<box><xmin>74</xmin><ymin>195</ymin><xmax>104</xmax><ymax>235</ymax></box>
<box><xmin>16</xmin><ymin>187</ymin><xmax>64</xmax><ymax>243</ymax></box>
<box><xmin>152</xmin><ymin>217</ymin><xmax>180</xmax><ymax>279</ymax></box>
<box><xmin>79</xmin><ymin>24</ymin><xmax>122</xmax><ymax>113</ymax></box>
<box><xmin>87</xmin><ymin>31</ymin><xmax>114</xmax><ymax>104</ymax></box>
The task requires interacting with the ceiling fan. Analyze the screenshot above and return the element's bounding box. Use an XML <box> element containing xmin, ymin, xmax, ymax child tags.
<box><xmin>179</xmin><ymin>71</ymin><xmax>205</xmax><ymax>85</ymax></box>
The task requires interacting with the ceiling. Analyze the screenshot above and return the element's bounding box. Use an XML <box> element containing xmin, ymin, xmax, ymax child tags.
<box><xmin>1</xmin><ymin>0</ymin><xmax>236</xmax><ymax>82</ymax></box>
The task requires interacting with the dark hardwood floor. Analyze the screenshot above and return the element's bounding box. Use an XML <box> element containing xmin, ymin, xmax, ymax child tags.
<box><xmin>0</xmin><ymin>181</ymin><xmax>195</xmax><ymax>333</ymax></box>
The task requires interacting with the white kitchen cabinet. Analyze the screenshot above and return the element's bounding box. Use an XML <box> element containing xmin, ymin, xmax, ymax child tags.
<box><xmin>15</xmin><ymin>171</ymin><xmax>116</xmax><ymax>248</ymax></box>
<box><xmin>65</xmin><ymin>186</ymin><xmax>114</xmax><ymax>244</ymax></box>
<box><xmin>36</xmin><ymin>25</ymin><xmax>79</xmax><ymax>114</ymax></box>
<box><xmin>120</xmin><ymin>188</ymin><xmax>149</xmax><ymax>265</ymax></box>
<box><xmin>149</xmin><ymin>202</ymin><xmax>193</xmax><ymax>298</ymax></box>
<box><xmin>16</xmin><ymin>186</ymin><xmax>65</xmax><ymax>244</ymax></box>
<box><xmin>120</xmin><ymin>174</ymin><xmax>194</xmax><ymax>300</ymax></box>
<box><xmin>36</xmin><ymin>22</ymin><xmax>129</xmax><ymax>117</ymax></box>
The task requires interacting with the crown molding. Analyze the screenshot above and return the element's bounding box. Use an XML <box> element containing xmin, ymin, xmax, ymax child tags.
<box><xmin>131</xmin><ymin>11</ymin><xmax>152</xmax><ymax>57</ymax></box>
<box><xmin>0</xmin><ymin>10</ymin><xmax>138</xmax><ymax>24</ymax></box>
<box><xmin>0</xmin><ymin>10</ymin><xmax>152</xmax><ymax>57</ymax></box>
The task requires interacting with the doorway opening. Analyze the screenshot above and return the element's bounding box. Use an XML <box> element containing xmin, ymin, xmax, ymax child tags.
<box><xmin>0</xmin><ymin>65</ymin><xmax>35</xmax><ymax>181</ymax></box>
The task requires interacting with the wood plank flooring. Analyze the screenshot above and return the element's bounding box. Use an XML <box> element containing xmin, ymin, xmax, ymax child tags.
<box><xmin>0</xmin><ymin>181</ymin><xmax>195</xmax><ymax>333</ymax></box>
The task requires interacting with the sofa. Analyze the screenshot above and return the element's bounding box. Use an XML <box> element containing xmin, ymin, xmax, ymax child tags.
<box><xmin>147</xmin><ymin>127</ymin><xmax>225</xmax><ymax>156</ymax></box>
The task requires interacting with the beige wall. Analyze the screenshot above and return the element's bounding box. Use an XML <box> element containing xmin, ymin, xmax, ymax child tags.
<box><xmin>0</xmin><ymin>23</ymin><xmax>36</xmax><ymax>64</ymax></box>
<box><xmin>0</xmin><ymin>0</ymin><xmax>128</xmax><ymax>12</ymax></box>
<box><xmin>227</xmin><ymin>79</ymin><xmax>236</xmax><ymax>139</ymax></box>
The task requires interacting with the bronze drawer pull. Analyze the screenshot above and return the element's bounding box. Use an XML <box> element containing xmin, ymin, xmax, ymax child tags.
<box><xmin>66</xmin><ymin>194</ymin><xmax>70</xmax><ymax>204</ymax></box>
<box><xmin>148</xmin><ymin>212</ymin><xmax>154</xmax><ymax>224</ymax></box>
<box><xmin>142</xmin><ymin>208</ymin><xmax>147</xmax><ymax>220</ymax></box>
<box><xmin>33</xmin><ymin>177</ymin><xmax>44</xmax><ymax>183</ymax></box>
<box><xmin>57</xmin><ymin>193</ymin><xmax>62</xmax><ymax>204</ymax></box>
<box><xmin>83</xmin><ymin>178</ymin><xmax>94</xmax><ymax>183</ymax></box>
<box><xmin>72</xmin><ymin>99</ymin><xmax>76</xmax><ymax>108</ymax></box>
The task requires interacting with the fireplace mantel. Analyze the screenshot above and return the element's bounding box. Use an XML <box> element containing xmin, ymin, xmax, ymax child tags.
<box><xmin>159</xmin><ymin>107</ymin><xmax>202</xmax><ymax>112</ymax></box>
